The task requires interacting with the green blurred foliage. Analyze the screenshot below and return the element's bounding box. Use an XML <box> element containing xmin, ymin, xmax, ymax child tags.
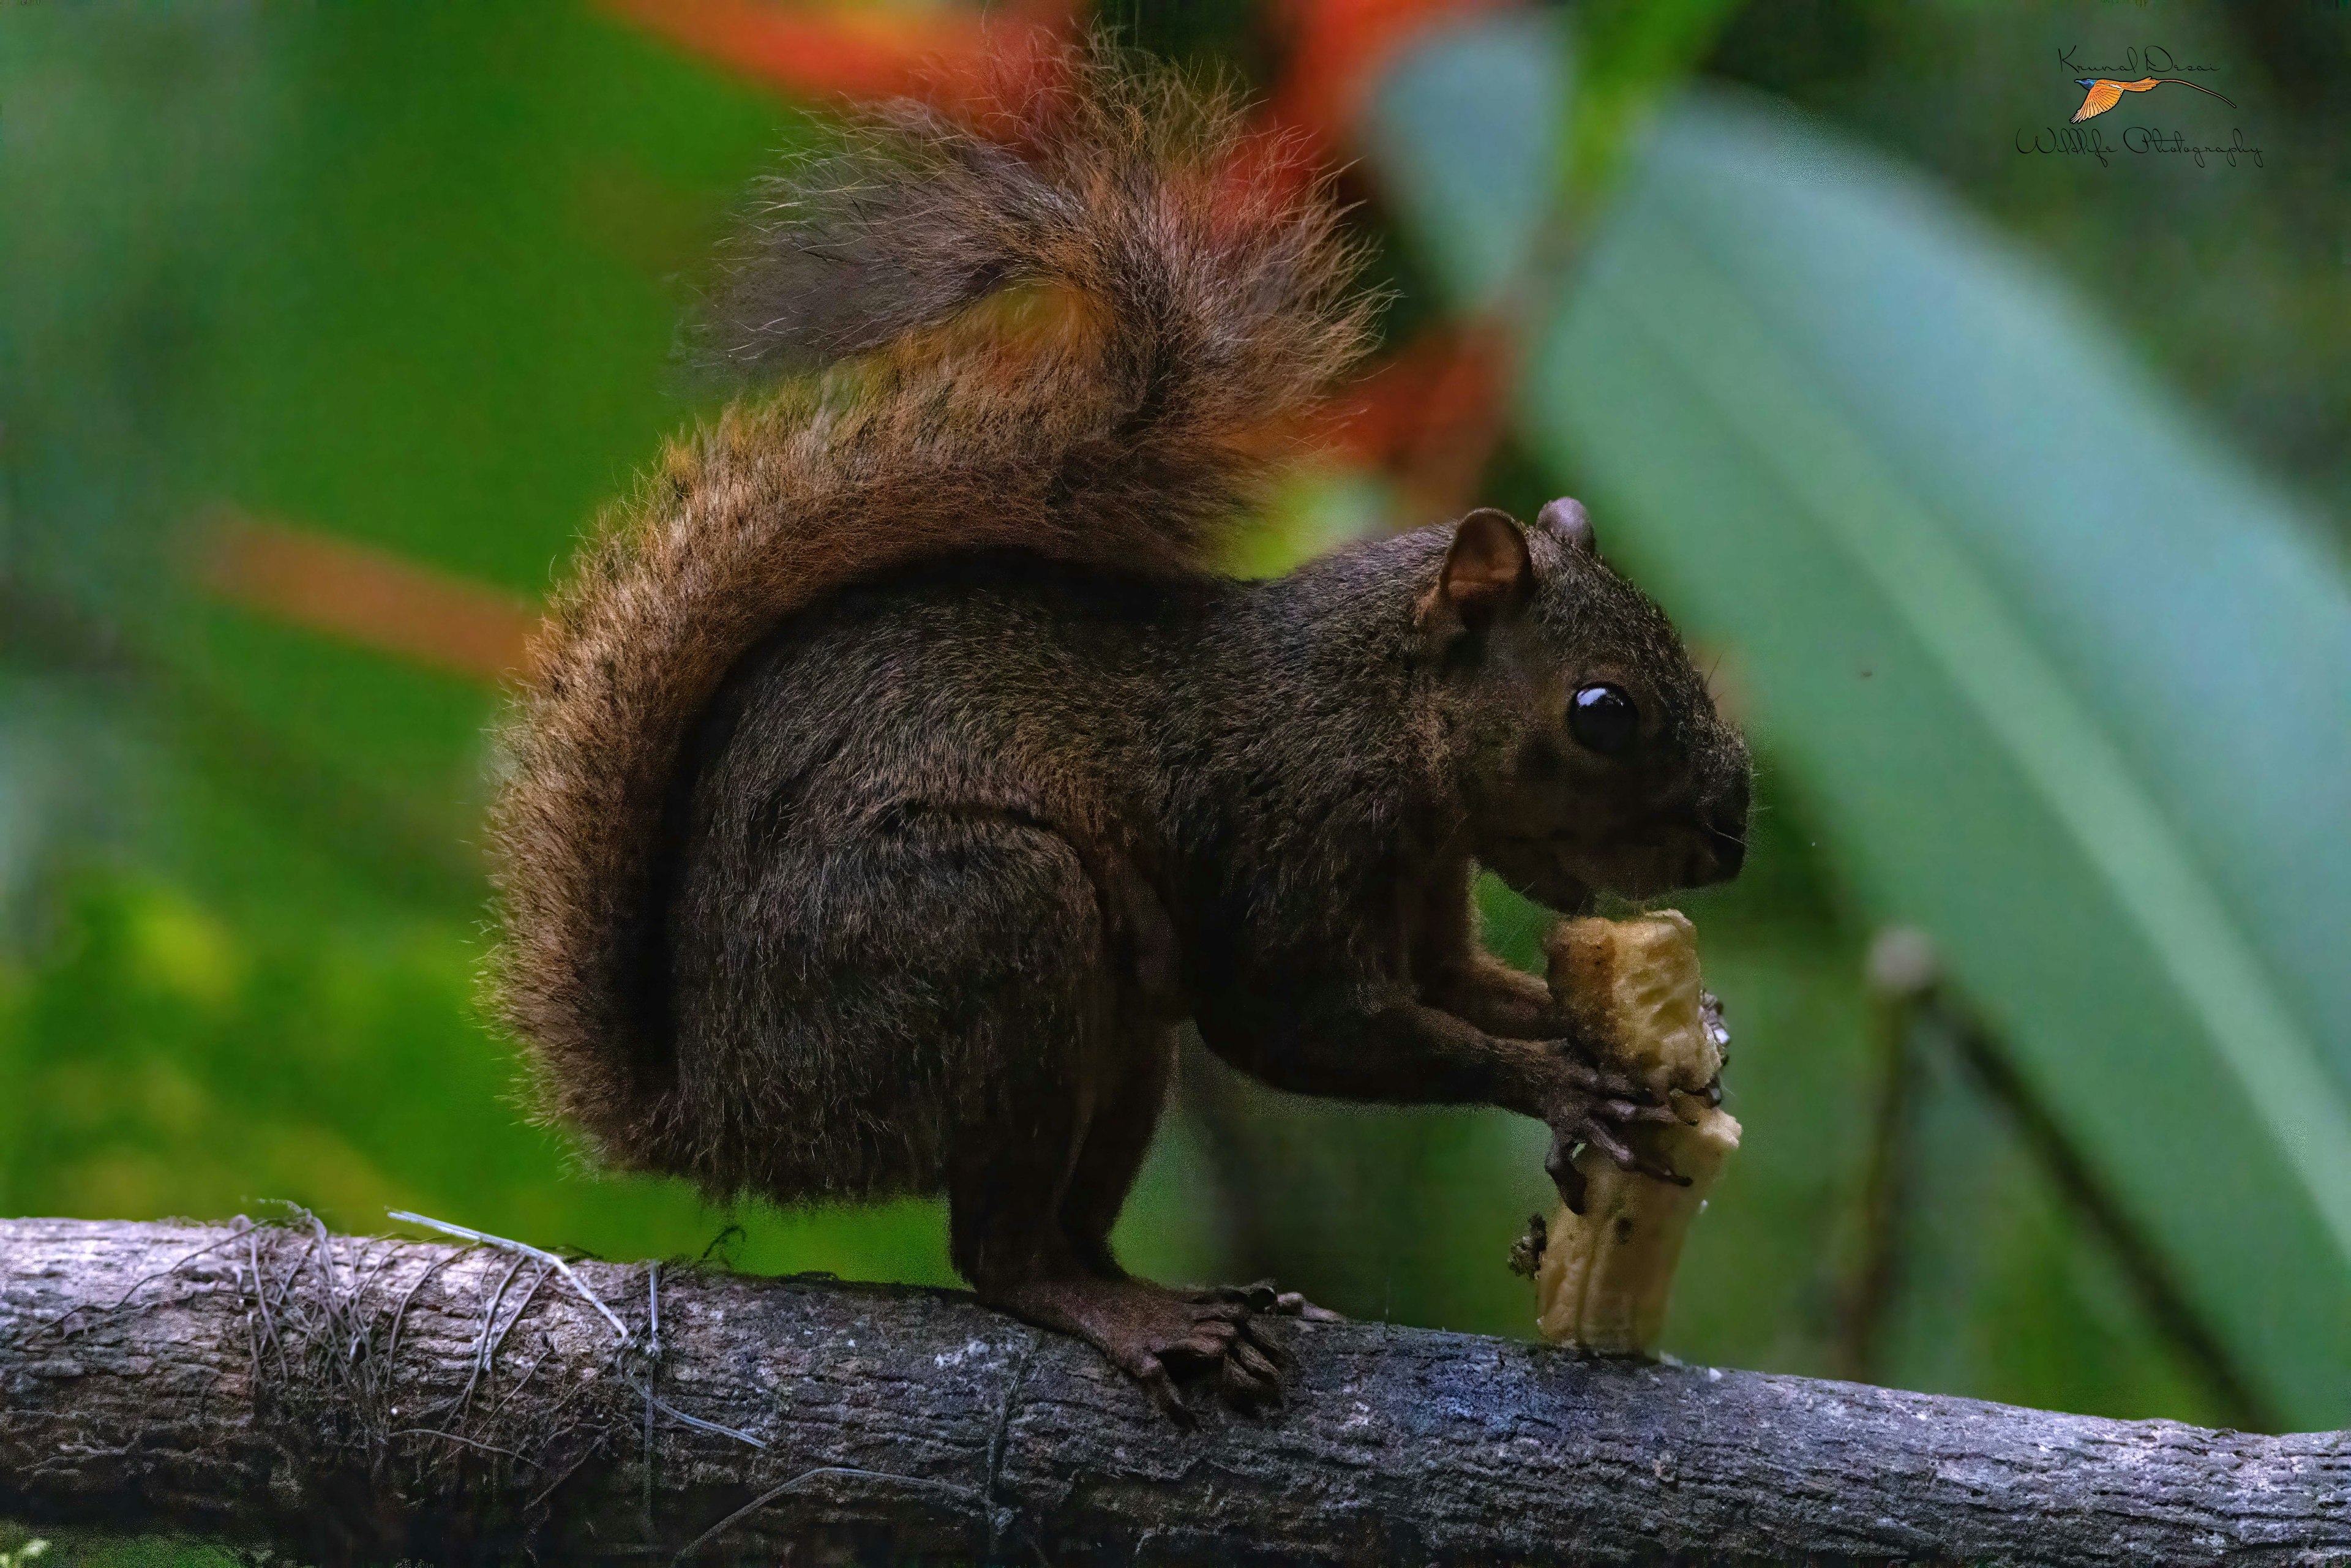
<box><xmin>0</xmin><ymin>1523</ymin><xmax>230</xmax><ymax>1568</ymax></box>
<box><xmin>0</xmin><ymin>2</ymin><xmax>982</xmax><ymax>1301</ymax></box>
<box><xmin>2</xmin><ymin>20</ymin><xmax>2344</xmax><ymax>1566</ymax></box>
<box><xmin>1365</xmin><ymin>2</ymin><xmax>2349</xmax><ymax>1430</ymax></box>
<box><xmin>0</xmin><ymin>872</ymin><xmax>959</xmax><ymax>1286</ymax></box>
<box><xmin>1710</xmin><ymin>1</ymin><xmax>2351</xmax><ymax>535</ymax></box>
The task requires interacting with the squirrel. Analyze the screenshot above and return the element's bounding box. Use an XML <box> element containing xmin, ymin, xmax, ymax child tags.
<box><xmin>488</xmin><ymin>56</ymin><xmax>1750</xmax><ymax>1417</ymax></box>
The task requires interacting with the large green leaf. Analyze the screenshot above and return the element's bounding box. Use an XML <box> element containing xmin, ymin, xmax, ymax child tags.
<box><xmin>1369</xmin><ymin>17</ymin><xmax>2351</xmax><ymax>1426</ymax></box>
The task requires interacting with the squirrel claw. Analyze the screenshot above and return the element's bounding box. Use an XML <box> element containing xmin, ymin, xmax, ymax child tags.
<box><xmin>1543</xmin><ymin>1127</ymin><xmax>1591</xmax><ymax>1214</ymax></box>
<box><xmin>1221</xmin><ymin>1280</ymin><xmax>1281</xmax><ymax>1313</ymax></box>
<box><xmin>1543</xmin><ymin>1091</ymin><xmax>1687</xmax><ymax>1209</ymax></box>
<box><xmin>1635</xmin><ymin>1152</ymin><xmax>1692</xmax><ymax>1186</ymax></box>
<box><xmin>1584</xmin><ymin>1119</ymin><xmax>1685</xmax><ymax>1184</ymax></box>
<box><xmin>1543</xmin><ymin>1043</ymin><xmax>1657</xmax><ymax>1106</ymax></box>
<box><xmin>1215</xmin><ymin>1278</ymin><xmax>1338</xmax><ymax>1323</ymax></box>
<box><xmin>1130</xmin><ymin>1354</ymin><xmax>1195</xmax><ymax>1425</ymax></box>
<box><xmin>1223</xmin><ymin>1339</ymin><xmax>1287</xmax><ymax>1408</ymax></box>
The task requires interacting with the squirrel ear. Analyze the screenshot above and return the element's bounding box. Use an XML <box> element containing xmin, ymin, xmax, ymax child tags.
<box><xmin>1536</xmin><ymin>497</ymin><xmax>1597</xmax><ymax>555</ymax></box>
<box><xmin>1421</xmin><ymin>508</ymin><xmax>1534</xmax><ymax>634</ymax></box>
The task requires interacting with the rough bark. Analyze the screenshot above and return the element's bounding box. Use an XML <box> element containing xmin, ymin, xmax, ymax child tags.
<box><xmin>1</xmin><ymin>1216</ymin><xmax>2345</xmax><ymax>1566</ymax></box>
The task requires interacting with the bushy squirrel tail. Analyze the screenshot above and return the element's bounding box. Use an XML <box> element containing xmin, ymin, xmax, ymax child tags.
<box><xmin>487</xmin><ymin>53</ymin><xmax>1375</xmax><ymax>1169</ymax></box>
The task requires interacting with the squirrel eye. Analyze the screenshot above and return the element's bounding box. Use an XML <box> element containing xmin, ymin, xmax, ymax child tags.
<box><xmin>1568</xmin><ymin>684</ymin><xmax>1639</xmax><ymax>756</ymax></box>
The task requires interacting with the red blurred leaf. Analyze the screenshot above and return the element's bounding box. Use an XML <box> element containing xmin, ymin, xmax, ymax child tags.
<box><xmin>600</xmin><ymin>0</ymin><xmax>1076</xmax><ymax>110</ymax></box>
<box><xmin>201</xmin><ymin>512</ymin><xmax>539</xmax><ymax>683</ymax></box>
<box><xmin>605</xmin><ymin>1</ymin><xmax>1526</xmax><ymax>525</ymax></box>
<box><xmin>1270</xmin><ymin>0</ymin><xmax>1508</xmax><ymax>157</ymax></box>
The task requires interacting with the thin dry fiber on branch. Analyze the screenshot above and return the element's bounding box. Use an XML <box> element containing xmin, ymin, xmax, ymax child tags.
<box><xmin>4</xmin><ymin>1215</ymin><xmax>2348</xmax><ymax>1564</ymax></box>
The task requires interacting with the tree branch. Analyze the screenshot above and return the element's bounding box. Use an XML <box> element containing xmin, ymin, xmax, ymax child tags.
<box><xmin>2</xmin><ymin>1217</ymin><xmax>2345</xmax><ymax>1565</ymax></box>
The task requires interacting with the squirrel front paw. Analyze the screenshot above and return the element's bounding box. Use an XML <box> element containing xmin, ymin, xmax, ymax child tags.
<box><xmin>1534</xmin><ymin>1045</ymin><xmax>1689</xmax><ymax>1214</ymax></box>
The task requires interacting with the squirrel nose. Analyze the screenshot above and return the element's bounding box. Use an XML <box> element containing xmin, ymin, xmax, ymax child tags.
<box><xmin>1706</xmin><ymin>823</ymin><xmax>1747</xmax><ymax>880</ymax></box>
<box><xmin>1695</xmin><ymin>772</ymin><xmax>1750</xmax><ymax>882</ymax></box>
<box><xmin>1678</xmin><ymin>833</ymin><xmax>1741</xmax><ymax>890</ymax></box>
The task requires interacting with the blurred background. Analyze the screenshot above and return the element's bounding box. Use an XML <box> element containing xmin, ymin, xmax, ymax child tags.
<box><xmin>4</xmin><ymin>3</ymin><xmax>2347</xmax><ymax>1551</ymax></box>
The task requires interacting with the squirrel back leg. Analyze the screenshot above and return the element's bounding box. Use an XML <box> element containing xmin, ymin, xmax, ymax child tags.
<box><xmin>1052</xmin><ymin>1026</ymin><xmax>1343</xmax><ymax>1338</ymax></box>
<box><xmin>920</xmin><ymin>820</ymin><xmax>1292</xmax><ymax>1417</ymax></box>
<box><xmin>1056</xmin><ymin>1022</ymin><xmax>1176</xmax><ymax>1281</ymax></box>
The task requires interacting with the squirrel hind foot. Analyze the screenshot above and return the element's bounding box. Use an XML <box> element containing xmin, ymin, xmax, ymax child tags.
<box><xmin>980</xmin><ymin>1274</ymin><xmax>1302</xmax><ymax>1421</ymax></box>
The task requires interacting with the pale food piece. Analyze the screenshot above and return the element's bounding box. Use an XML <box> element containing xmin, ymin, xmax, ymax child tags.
<box><xmin>1544</xmin><ymin>909</ymin><xmax>1719</xmax><ymax>1113</ymax></box>
<box><xmin>1529</xmin><ymin>910</ymin><xmax>1739</xmax><ymax>1356</ymax></box>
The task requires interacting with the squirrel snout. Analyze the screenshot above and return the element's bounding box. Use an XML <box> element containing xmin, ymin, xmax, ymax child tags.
<box><xmin>1678</xmin><ymin>823</ymin><xmax>1744</xmax><ymax>888</ymax></box>
<box><xmin>1700</xmin><ymin>822</ymin><xmax>1747</xmax><ymax>882</ymax></box>
<box><xmin>1692</xmin><ymin>773</ymin><xmax>1750</xmax><ymax>884</ymax></box>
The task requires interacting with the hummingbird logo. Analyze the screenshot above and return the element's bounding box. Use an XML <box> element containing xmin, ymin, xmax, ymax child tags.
<box><xmin>2070</xmin><ymin>76</ymin><xmax>2235</xmax><ymax>122</ymax></box>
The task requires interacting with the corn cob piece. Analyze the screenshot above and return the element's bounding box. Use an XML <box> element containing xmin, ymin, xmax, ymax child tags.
<box><xmin>1526</xmin><ymin>911</ymin><xmax>1739</xmax><ymax>1356</ymax></box>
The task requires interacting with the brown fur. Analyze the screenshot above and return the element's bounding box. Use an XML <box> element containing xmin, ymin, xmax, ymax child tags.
<box><xmin>487</xmin><ymin>58</ymin><xmax>1373</xmax><ymax>1172</ymax></box>
<box><xmin>487</xmin><ymin>54</ymin><xmax>1750</xmax><ymax>1416</ymax></box>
